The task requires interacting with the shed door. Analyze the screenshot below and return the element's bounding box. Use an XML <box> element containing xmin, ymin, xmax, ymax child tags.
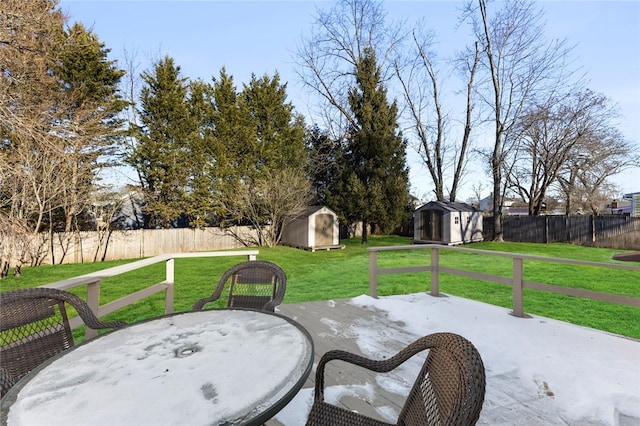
<box><xmin>421</xmin><ymin>210</ymin><xmax>443</xmax><ymax>241</ymax></box>
<box><xmin>315</xmin><ymin>214</ymin><xmax>334</xmax><ymax>246</ymax></box>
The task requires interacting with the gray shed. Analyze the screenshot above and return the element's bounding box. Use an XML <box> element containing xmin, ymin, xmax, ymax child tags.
<box><xmin>413</xmin><ymin>201</ymin><xmax>483</xmax><ymax>245</ymax></box>
<box><xmin>281</xmin><ymin>206</ymin><xmax>344</xmax><ymax>251</ymax></box>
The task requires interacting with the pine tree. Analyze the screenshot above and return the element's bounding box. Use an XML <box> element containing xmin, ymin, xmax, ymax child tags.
<box><xmin>185</xmin><ymin>78</ymin><xmax>217</xmax><ymax>227</ymax></box>
<box><xmin>216</xmin><ymin>72</ymin><xmax>311</xmax><ymax>246</ymax></box>
<box><xmin>127</xmin><ymin>56</ymin><xmax>195</xmax><ymax>228</ymax></box>
<box><xmin>53</xmin><ymin>22</ymin><xmax>127</xmax><ymax>232</ymax></box>
<box><xmin>334</xmin><ymin>47</ymin><xmax>409</xmax><ymax>243</ymax></box>
<box><xmin>241</xmin><ymin>72</ymin><xmax>307</xmax><ymax>174</ymax></box>
<box><xmin>210</xmin><ymin>68</ymin><xmax>255</xmax><ymax>187</ymax></box>
<box><xmin>307</xmin><ymin>125</ymin><xmax>342</xmax><ymax>205</ymax></box>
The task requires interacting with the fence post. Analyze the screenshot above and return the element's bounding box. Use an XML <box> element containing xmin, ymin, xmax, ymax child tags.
<box><xmin>430</xmin><ymin>247</ymin><xmax>440</xmax><ymax>296</ymax></box>
<box><xmin>512</xmin><ymin>257</ymin><xmax>524</xmax><ymax>317</ymax></box>
<box><xmin>369</xmin><ymin>251</ymin><xmax>378</xmax><ymax>298</ymax></box>
<box><xmin>165</xmin><ymin>258</ymin><xmax>175</xmax><ymax>314</ymax></box>
<box><xmin>85</xmin><ymin>280</ymin><xmax>101</xmax><ymax>339</ymax></box>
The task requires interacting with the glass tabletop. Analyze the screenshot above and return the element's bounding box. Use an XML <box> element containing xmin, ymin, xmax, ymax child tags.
<box><xmin>1</xmin><ymin>308</ymin><xmax>314</xmax><ymax>426</ymax></box>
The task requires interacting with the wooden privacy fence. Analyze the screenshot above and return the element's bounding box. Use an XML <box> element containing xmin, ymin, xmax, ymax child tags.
<box><xmin>4</xmin><ymin>226</ymin><xmax>261</xmax><ymax>266</ymax></box>
<box><xmin>483</xmin><ymin>215</ymin><xmax>640</xmax><ymax>249</ymax></box>
<box><xmin>368</xmin><ymin>244</ymin><xmax>640</xmax><ymax>318</ymax></box>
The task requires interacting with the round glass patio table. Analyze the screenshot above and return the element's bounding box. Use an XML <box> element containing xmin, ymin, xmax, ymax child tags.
<box><xmin>1</xmin><ymin>308</ymin><xmax>314</xmax><ymax>426</ymax></box>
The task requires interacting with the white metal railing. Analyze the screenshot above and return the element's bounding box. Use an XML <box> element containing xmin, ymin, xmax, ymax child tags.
<box><xmin>41</xmin><ymin>250</ymin><xmax>259</xmax><ymax>338</ymax></box>
<box><xmin>368</xmin><ymin>244</ymin><xmax>640</xmax><ymax>317</ymax></box>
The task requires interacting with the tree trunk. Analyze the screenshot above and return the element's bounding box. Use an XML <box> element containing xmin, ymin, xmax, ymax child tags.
<box><xmin>361</xmin><ymin>219</ymin><xmax>368</xmax><ymax>244</ymax></box>
<box><xmin>492</xmin><ymin>171</ymin><xmax>503</xmax><ymax>242</ymax></box>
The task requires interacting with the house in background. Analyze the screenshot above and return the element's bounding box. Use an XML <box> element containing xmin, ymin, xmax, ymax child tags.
<box><xmin>86</xmin><ymin>189</ymin><xmax>145</xmax><ymax>230</ymax></box>
<box><xmin>479</xmin><ymin>194</ymin><xmax>517</xmax><ymax>215</ymax></box>
<box><xmin>280</xmin><ymin>206</ymin><xmax>344</xmax><ymax>252</ymax></box>
<box><xmin>479</xmin><ymin>194</ymin><xmax>566</xmax><ymax>216</ymax></box>
<box><xmin>607</xmin><ymin>198</ymin><xmax>631</xmax><ymax>215</ymax></box>
<box><xmin>603</xmin><ymin>192</ymin><xmax>639</xmax><ymax>216</ymax></box>
<box><xmin>413</xmin><ymin>201</ymin><xmax>483</xmax><ymax>245</ymax></box>
<box><xmin>623</xmin><ymin>192</ymin><xmax>640</xmax><ymax>217</ymax></box>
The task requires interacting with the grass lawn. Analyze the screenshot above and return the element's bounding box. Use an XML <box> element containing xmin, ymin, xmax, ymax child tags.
<box><xmin>1</xmin><ymin>236</ymin><xmax>639</xmax><ymax>339</ymax></box>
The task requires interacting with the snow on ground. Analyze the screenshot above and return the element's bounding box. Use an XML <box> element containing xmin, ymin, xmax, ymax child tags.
<box><xmin>274</xmin><ymin>293</ymin><xmax>640</xmax><ymax>425</ymax></box>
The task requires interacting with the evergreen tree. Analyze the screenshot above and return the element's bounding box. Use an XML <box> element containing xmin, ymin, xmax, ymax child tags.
<box><xmin>210</xmin><ymin>68</ymin><xmax>255</xmax><ymax>188</ymax></box>
<box><xmin>185</xmin><ymin>79</ymin><xmax>217</xmax><ymax>227</ymax></box>
<box><xmin>333</xmin><ymin>48</ymin><xmax>409</xmax><ymax>243</ymax></box>
<box><xmin>127</xmin><ymin>56</ymin><xmax>195</xmax><ymax>228</ymax></box>
<box><xmin>241</xmin><ymin>73</ymin><xmax>307</xmax><ymax>174</ymax></box>
<box><xmin>307</xmin><ymin>125</ymin><xmax>342</xmax><ymax>205</ymax></box>
<box><xmin>216</xmin><ymin>72</ymin><xmax>312</xmax><ymax>246</ymax></box>
<box><xmin>53</xmin><ymin>22</ymin><xmax>127</xmax><ymax>232</ymax></box>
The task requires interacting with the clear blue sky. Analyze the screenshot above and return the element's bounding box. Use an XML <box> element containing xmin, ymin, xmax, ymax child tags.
<box><xmin>59</xmin><ymin>0</ymin><xmax>640</xmax><ymax>201</ymax></box>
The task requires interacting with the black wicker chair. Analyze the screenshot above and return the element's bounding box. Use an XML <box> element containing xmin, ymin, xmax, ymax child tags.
<box><xmin>306</xmin><ymin>332</ymin><xmax>486</xmax><ymax>426</ymax></box>
<box><xmin>0</xmin><ymin>287</ymin><xmax>126</xmax><ymax>397</ymax></box>
<box><xmin>192</xmin><ymin>260</ymin><xmax>287</xmax><ymax>312</ymax></box>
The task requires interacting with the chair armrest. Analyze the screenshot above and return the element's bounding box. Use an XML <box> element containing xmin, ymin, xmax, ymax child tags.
<box><xmin>191</xmin><ymin>270</ymin><xmax>229</xmax><ymax>310</ymax></box>
<box><xmin>313</xmin><ymin>340</ymin><xmax>431</xmax><ymax>402</ymax></box>
<box><xmin>192</xmin><ymin>294</ymin><xmax>222</xmax><ymax>310</ymax></box>
<box><xmin>14</xmin><ymin>288</ymin><xmax>127</xmax><ymax>331</ymax></box>
<box><xmin>59</xmin><ymin>291</ymin><xmax>127</xmax><ymax>330</ymax></box>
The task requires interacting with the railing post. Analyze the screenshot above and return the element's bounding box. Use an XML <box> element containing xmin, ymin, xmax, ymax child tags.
<box><xmin>512</xmin><ymin>257</ymin><xmax>524</xmax><ymax>317</ymax></box>
<box><xmin>85</xmin><ymin>280</ymin><xmax>100</xmax><ymax>339</ymax></box>
<box><xmin>165</xmin><ymin>258</ymin><xmax>175</xmax><ymax>314</ymax></box>
<box><xmin>430</xmin><ymin>247</ymin><xmax>440</xmax><ymax>296</ymax></box>
<box><xmin>369</xmin><ymin>250</ymin><xmax>378</xmax><ymax>298</ymax></box>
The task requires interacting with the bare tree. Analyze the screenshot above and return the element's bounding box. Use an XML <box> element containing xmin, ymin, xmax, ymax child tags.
<box><xmin>507</xmin><ymin>90</ymin><xmax>624</xmax><ymax>216</ymax></box>
<box><xmin>121</xmin><ymin>47</ymin><xmax>147</xmax><ymax>188</ymax></box>
<box><xmin>219</xmin><ymin>168</ymin><xmax>313</xmax><ymax>247</ymax></box>
<box><xmin>88</xmin><ymin>189</ymin><xmax>130</xmax><ymax>262</ymax></box>
<box><xmin>466</xmin><ymin>0</ymin><xmax>574</xmax><ymax>239</ymax></box>
<box><xmin>1</xmin><ymin>0</ymin><xmax>126</xmax><ymax>272</ymax></box>
<box><xmin>468</xmin><ymin>182</ymin><xmax>488</xmax><ymax>206</ymax></box>
<box><xmin>0</xmin><ymin>217</ymin><xmax>32</xmax><ymax>278</ymax></box>
<box><xmin>1</xmin><ymin>0</ymin><xmax>68</xmax><ymax>271</ymax></box>
<box><xmin>295</xmin><ymin>0</ymin><xmax>405</xmax><ymax>139</ymax></box>
<box><xmin>395</xmin><ymin>25</ymin><xmax>480</xmax><ymax>202</ymax></box>
<box><xmin>558</xmin><ymin>125</ymin><xmax>639</xmax><ymax>215</ymax></box>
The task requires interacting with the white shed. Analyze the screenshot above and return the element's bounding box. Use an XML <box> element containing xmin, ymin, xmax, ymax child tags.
<box><xmin>413</xmin><ymin>201</ymin><xmax>483</xmax><ymax>245</ymax></box>
<box><xmin>281</xmin><ymin>206</ymin><xmax>344</xmax><ymax>251</ymax></box>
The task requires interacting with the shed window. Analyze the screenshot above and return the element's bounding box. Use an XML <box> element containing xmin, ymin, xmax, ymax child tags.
<box><xmin>454</xmin><ymin>216</ymin><xmax>459</xmax><ymax>225</ymax></box>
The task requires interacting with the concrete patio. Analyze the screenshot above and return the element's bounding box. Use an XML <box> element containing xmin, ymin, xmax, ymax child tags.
<box><xmin>267</xmin><ymin>294</ymin><xmax>640</xmax><ymax>426</ymax></box>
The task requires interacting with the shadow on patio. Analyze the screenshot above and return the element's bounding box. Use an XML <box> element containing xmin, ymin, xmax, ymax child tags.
<box><xmin>268</xmin><ymin>293</ymin><xmax>639</xmax><ymax>426</ymax></box>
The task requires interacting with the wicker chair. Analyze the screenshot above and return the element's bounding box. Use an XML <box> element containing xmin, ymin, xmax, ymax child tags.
<box><xmin>0</xmin><ymin>287</ymin><xmax>126</xmax><ymax>397</ymax></box>
<box><xmin>306</xmin><ymin>332</ymin><xmax>486</xmax><ymax>426</ymax></box>
<box><xmin>192</xmin><ymin>260</ymin><xmax>287</xmax><ymax>312</ymax></box>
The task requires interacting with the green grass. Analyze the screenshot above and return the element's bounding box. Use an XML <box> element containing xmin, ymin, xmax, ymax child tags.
<box><xmin>2</xmin><ymin>236</ymin><xmax>639</xmax><ymax>339</ymax></box>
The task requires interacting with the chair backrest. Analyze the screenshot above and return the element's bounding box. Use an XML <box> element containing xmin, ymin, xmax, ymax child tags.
<box><xmin>0</xmin><ymin>288</ymin><xmax>126</xmax><ymax>397</ymax></box>
<box><xmin>192</xmin><ymin>261</ymin><xmax>287</xmax><ymax>312</ymax></box>
<box><xmin>398</xmin><ymin>333</ymin><xmax>486</xmax><ymax>425</ymax></box>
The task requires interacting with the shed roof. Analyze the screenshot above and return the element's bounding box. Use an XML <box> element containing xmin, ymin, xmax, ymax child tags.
<box><xmin>298</xmin><ymin>205</ymin><xmax>337</xmax><ymax>217</ymax></box>
<box><xmin>417</xmin><ymin>200</ymin><xmax>481</xmax><ymax>213</ymax></box>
